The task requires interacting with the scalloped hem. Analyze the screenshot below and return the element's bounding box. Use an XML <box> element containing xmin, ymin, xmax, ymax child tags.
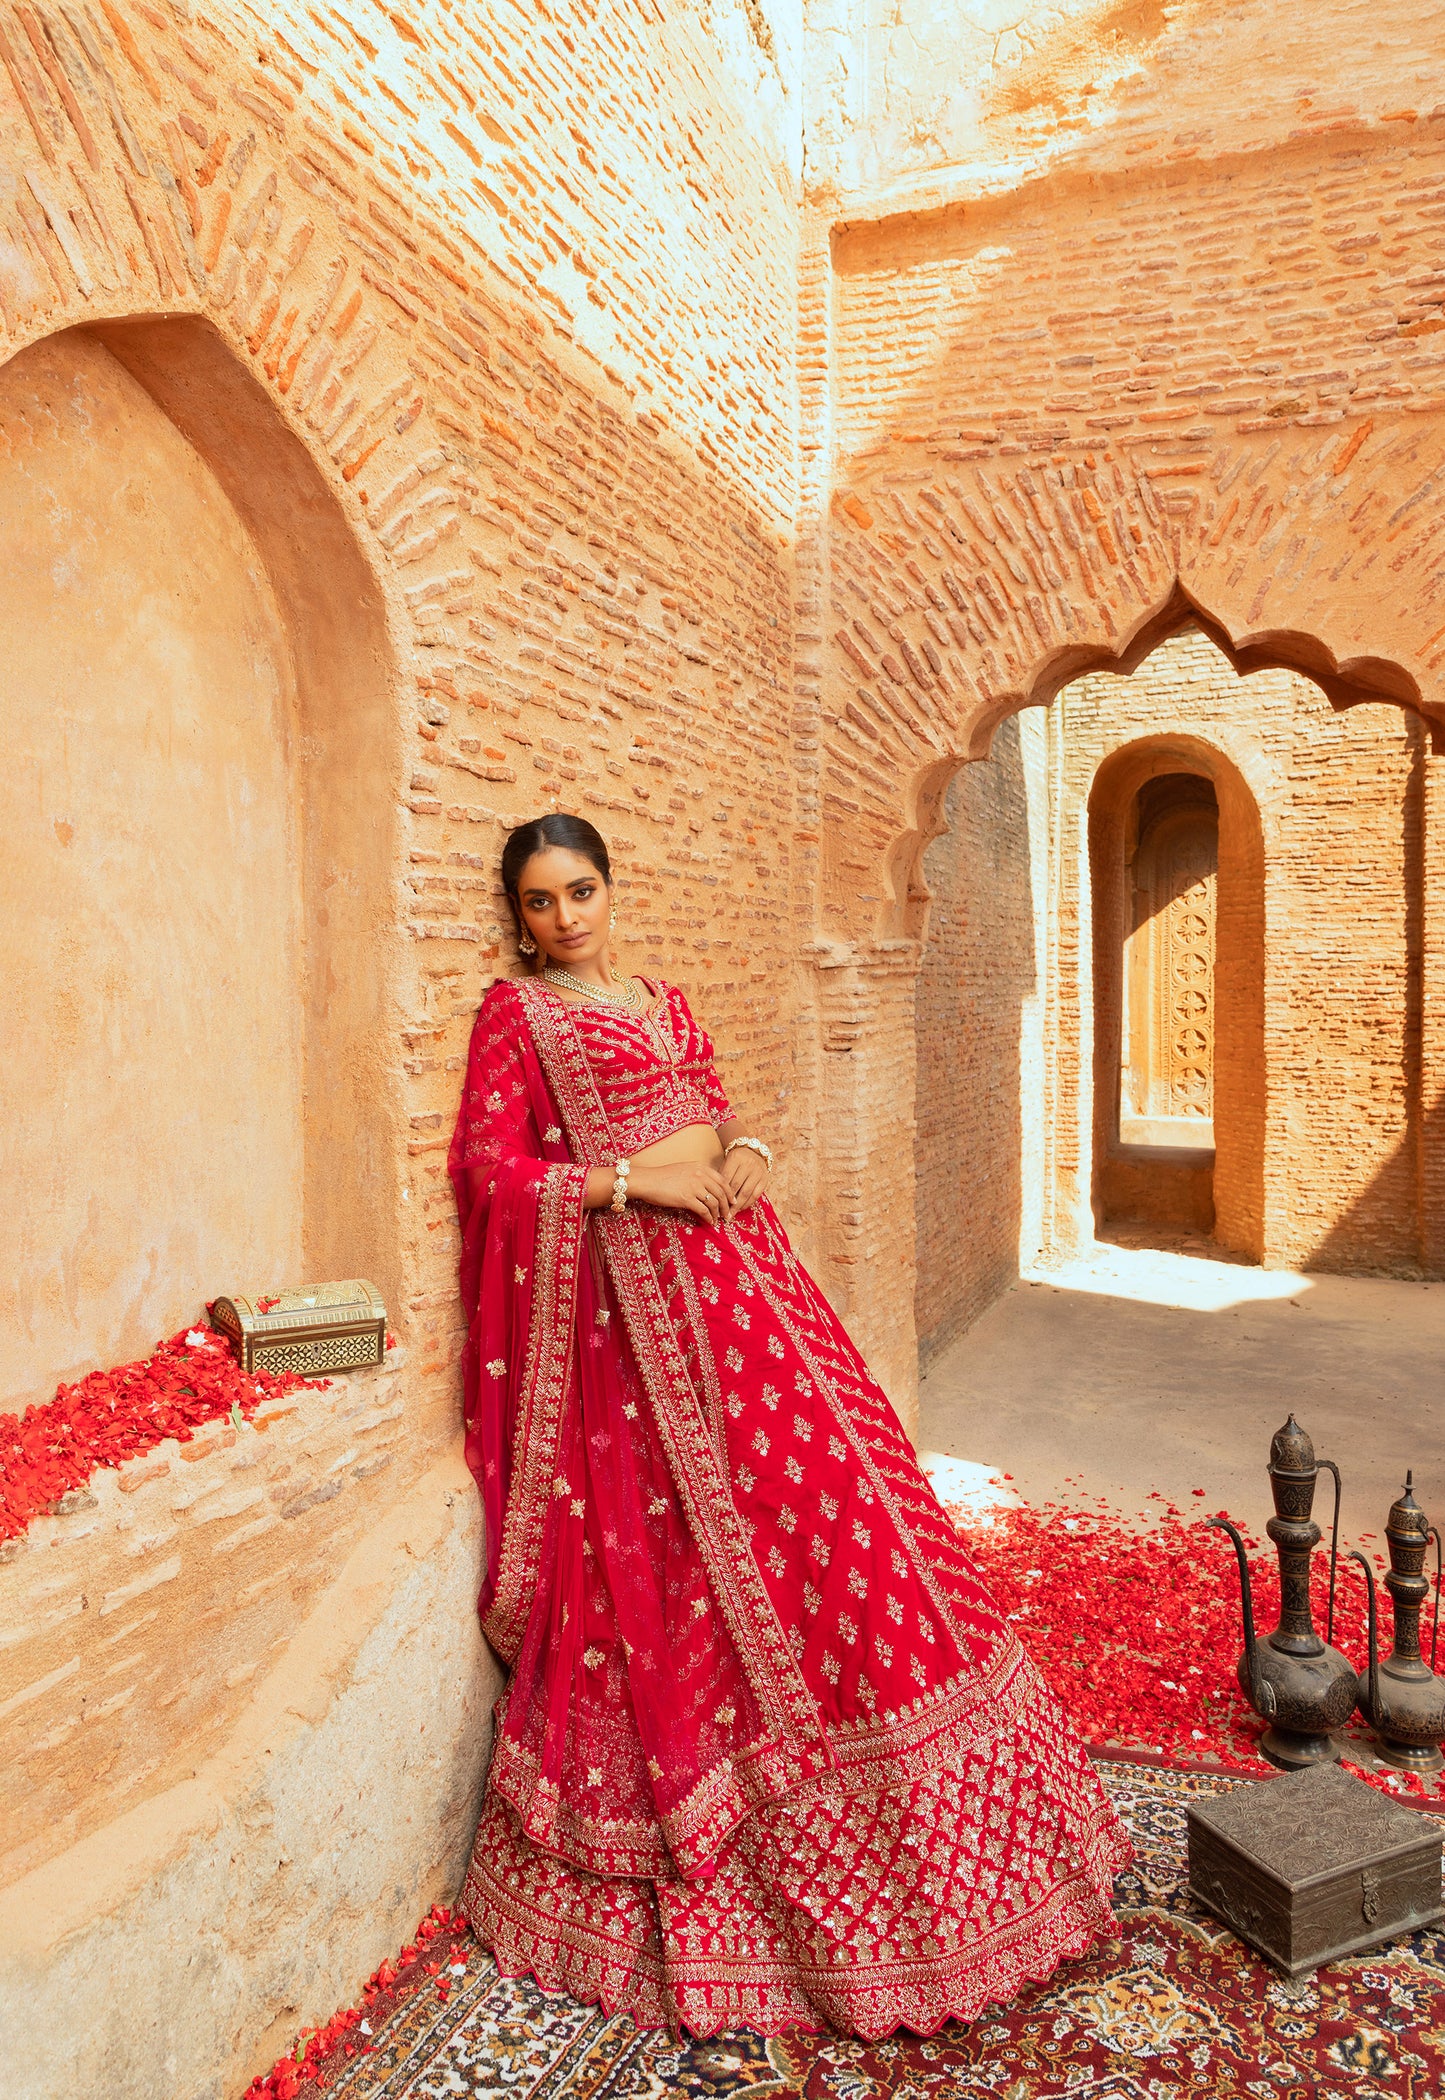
<box><xmin>463</xmin><ymin>1800</ymin><xmax>1132</xmax><ymax>2042</ymax></box>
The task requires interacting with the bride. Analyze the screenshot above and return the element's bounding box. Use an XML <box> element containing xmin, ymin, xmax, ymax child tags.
<box><xmin>448</xmin><ymin>812</ymin><xmax>1126</xmax><ymax>2038</ymax></box>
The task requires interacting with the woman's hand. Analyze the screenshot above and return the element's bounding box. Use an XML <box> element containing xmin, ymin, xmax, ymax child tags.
<box><xmin>626</xmin><ymin>1159</ymin><xmax>738</xmax><ymax>1226</ymax></box>
<box><xmin>722</xmin><ymin>1143</ymin><xmax>769</xmax><ymax>1213</ymax></box>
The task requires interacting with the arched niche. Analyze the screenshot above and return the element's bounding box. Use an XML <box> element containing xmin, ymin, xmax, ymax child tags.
<box><xmin>0</xmin><ymin>317</ymin><xmax>398</xmax><ymax>1405</ymax></box>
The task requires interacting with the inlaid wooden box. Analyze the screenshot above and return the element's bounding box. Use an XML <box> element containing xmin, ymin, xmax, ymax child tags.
<box><xmin>1187</xmin><ymin>1761</ymin><xmax>1443</xmax><ymax>1978</ymax></box>
<box><xmin>209</xmin><ymin>1281</ymin><xmax>386</xmax><ymax>1377</ymax></box>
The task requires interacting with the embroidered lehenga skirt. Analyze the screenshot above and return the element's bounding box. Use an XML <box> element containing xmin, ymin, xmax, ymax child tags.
<box><xmin>449</xmin><ymin>976</ymin><xmax>1128</xmax><ymax>2038</ymax></box>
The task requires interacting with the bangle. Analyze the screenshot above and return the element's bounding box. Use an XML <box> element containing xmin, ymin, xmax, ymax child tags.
<box><xmin>725</xmin><ymin>1136</ymin><xmax>772</xmax><ymax>1169</ymax></box>
<box><xmin>610</xmin><ymin>1158</ymin><xmax>631</xmax><ymax>1213</ymax></box>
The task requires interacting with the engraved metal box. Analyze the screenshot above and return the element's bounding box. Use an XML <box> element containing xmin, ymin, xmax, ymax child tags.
<box><xmin>210</xmin><ymin>1281</ymin><xmax>386</xmax><ymax>1377</ymax></box>
<box><xmin>1187</xmin><ymin>1761</ymin><xmax>1443</xmax><ymax>1978</ymax></box>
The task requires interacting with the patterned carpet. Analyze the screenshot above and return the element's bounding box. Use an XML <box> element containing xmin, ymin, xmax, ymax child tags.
<box><xmin>297</xmin><ymin>1763</ymin><xmax>1445</xmax><ymax>2099</ymax></box>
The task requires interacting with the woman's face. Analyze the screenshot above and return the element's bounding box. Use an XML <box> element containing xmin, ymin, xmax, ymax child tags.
<box><xmin>514</xmin><ymin>847</ymin><xmax>611</xmax><ymax>968</ymax></box>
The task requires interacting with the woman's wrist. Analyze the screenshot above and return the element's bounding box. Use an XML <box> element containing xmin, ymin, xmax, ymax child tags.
<box><xmin>724</xmin><ymin>1135</ymin><xmax>772</xmax><ymax>1169</ymax></box>
<box><xmin>584</xmin><ymin>1165</ymin><xmax>620</xmax><ymax>1210</ymax></box>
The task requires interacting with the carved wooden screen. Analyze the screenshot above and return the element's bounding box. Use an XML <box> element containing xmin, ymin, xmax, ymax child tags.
<box><xmin>1123</xmin><ymin>786</ymin><xmax>1219</xmax><ymax>1128</ymax></box>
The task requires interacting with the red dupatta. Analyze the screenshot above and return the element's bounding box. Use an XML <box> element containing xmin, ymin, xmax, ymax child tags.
<box><xmin>448</xmin><ymin>982</ymin><xmax>589</xmax><ymax>1661</ymax></box>
<box><xmin>450</xmin><ymin>979</ymin><xmax>833</xmax><ymax>1884</ymax></box>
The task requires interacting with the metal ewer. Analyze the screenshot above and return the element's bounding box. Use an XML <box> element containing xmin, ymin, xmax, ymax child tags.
<box><xmin>1208</xmin><ymin>1413</ymin><xmax>1358</xmax><ymax>1769</ymax></box>
<box><xmin>1347</xmin><ymin>1473</ymin><xmax>1445</xmax><ymax>1776</ymax></box>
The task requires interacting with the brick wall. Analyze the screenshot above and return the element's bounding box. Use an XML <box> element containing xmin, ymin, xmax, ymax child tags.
<box><xmin>1068</xmin><ymin>629</ymin><xmax>1427</xmax><ymax>1269</ymax></box>
<box><xmin>914</xmin><ymin>625</ymin><xmax>1427</xmax><ymax>1326</ymax></box>
<box><xmin>914</xmin><ymin>712</ymin><xmax>1045</xmax><ymax>1362</ymax></box>
<box><xmin>819</xmin><ymin>79</ymin><xmax>1445</xmax><ymax>1379</ymax></box>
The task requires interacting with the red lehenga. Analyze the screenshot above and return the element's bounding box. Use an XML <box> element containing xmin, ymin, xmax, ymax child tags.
<box><xmin>448</xmin><ymin>975</ymin><xmax>1128</xmax><ymax>2038</ymax></box>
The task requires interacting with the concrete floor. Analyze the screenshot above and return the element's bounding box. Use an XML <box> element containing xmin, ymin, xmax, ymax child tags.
<box><xmin>917</xmin><ymin>1242</ymin><xmax>1445</xmax><ymax>1543</ymax></box>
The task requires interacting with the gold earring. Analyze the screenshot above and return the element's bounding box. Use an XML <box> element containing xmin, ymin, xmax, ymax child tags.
<box><xmin>519</xmin><ymin>930</ymin><xmax>537</xmax><ymax>956</ymax></box>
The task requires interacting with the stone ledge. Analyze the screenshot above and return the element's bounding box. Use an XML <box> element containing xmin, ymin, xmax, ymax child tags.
<box><xmin>0</xmin><ymin>1448</ymin><xmax>500</xmax><ymax>2100</ymax></box>
<box><xmin>0</xmin><ymin>1350</ymin><xmax>460</xmax><ymax>1892</ymax></box>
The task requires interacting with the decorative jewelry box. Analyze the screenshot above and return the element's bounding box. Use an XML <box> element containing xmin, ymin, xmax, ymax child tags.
<box><xmin>1187</xmin><ymin>1760</ymin><xmax>1443</xmax><ymax>1977</ymax></box>
<box><xmin>209</xmin><ymin>1281</ymin><xmax>387</xmax><ymax>1377</ymax></box>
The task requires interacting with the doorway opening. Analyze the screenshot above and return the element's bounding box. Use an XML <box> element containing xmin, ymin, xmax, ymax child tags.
<box><xmin>1101</xmin><ymin>769</ymin><xmax>1218</xmax><ymax>1237</ymax></box>
<box><xmin>1088</xmin><ymin>730</ymin><xmax>1264</xmax><ymax>1264</ymax></box>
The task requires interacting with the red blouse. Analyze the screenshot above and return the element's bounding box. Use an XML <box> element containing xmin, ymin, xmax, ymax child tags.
<box><xmin>452</xmin><ymin>977</ymin><xmax>733</xmax><ymax>1178</ymax></box>
<box><xmin>532</xmin><ymin>980</ymin><xmax>733</xmax><ymax>1157</ymax></box>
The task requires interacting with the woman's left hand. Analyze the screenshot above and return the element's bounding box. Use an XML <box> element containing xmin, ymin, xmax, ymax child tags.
<box><xmin>723</xmin><ymin>1144</ymin><xmax>769</xmax><ymax>1212</ymax></box>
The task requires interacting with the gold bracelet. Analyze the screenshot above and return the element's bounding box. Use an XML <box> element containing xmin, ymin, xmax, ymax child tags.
<box><xmin>610</xmin><ymin>1158</ymin><xmax>631</xmax><ymax>1213</ymax></box>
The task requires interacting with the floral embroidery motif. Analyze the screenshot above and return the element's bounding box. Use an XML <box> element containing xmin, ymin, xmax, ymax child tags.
<box><xmin>486</xmin><ymin>1359</ymin><xmax>507</xmax><ymax>1378</ymax></box>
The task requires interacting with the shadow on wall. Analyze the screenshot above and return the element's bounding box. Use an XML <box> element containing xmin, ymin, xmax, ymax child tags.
<box><xmin>1310</xmin><ymin>1060</ymin><xmax>1439</xmax><ymax>1280</ymax></box>
<box><xmin>914</xmin><ymin>714</ymin><xmax>1039</xmax><ymax>1368</ymax></box>
<box><xmin>1304</xmin><ymin>727</ymin><xmax>1428</xmax><ymax>1276</ymax></box>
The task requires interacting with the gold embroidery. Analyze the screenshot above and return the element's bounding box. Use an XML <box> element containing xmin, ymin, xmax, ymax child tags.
<box><xmin>482</xmin><ymin>1159</ymin><xmax>588</xmax><ymax>1662</ymax></box>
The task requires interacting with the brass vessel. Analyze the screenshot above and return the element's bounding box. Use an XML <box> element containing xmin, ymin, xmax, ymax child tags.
<box><xmin>1209</xmin><ymin>1414</ymin><xmax>1357</xmax><ymax>1768</ymax></box>
<box><xmin>1349</xmin><ymin>1474</ymin><xmax>1445</xmax><ymax>1776</ymax></box>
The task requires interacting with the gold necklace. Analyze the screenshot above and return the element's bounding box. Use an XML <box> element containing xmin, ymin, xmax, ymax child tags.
<box><xmin>542</xmin><ymin>961</ymin><xmax>645</xmax><ymax>1012</ymax></box>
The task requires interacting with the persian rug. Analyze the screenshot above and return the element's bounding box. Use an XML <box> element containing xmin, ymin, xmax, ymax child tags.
<box><xmin>265</xmin><ymin>1762</ymin><xmax>1445</xmax><ymax>2100</ymax></box>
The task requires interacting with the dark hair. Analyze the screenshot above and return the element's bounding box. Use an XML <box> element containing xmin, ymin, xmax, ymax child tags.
<box><xmin>500</xmin><ymin>813</ymin><xmax>612</xmax><ymax>899</ymax></box>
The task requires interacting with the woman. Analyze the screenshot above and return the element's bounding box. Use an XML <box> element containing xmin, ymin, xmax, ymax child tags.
<box><xmin>449</xmin><ymin>813</ymin><xmax>1127</xmax><ymax>2039</ymax></box>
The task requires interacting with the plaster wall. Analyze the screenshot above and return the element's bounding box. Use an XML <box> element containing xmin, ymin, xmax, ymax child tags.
<box><xmin>0</xmin><ymin>1444</ymin><xmax>499</xmax><ymax>2100</ymax></box>
<box><xmin>806</xmin><ymin>0</ymin><xmax>1443</xmax><ymax>212</ymax></box>
<box><xmin>0</xmin><ymin>330</ymin><xmax>303</xmax><ymax>1405</ymax></box>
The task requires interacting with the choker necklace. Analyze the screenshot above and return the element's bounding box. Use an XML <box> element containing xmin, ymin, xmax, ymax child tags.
<box><xmin>543</xmin><ymin>961</ymin><xmax>646</xmax><ymax>1012</ymax></box>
